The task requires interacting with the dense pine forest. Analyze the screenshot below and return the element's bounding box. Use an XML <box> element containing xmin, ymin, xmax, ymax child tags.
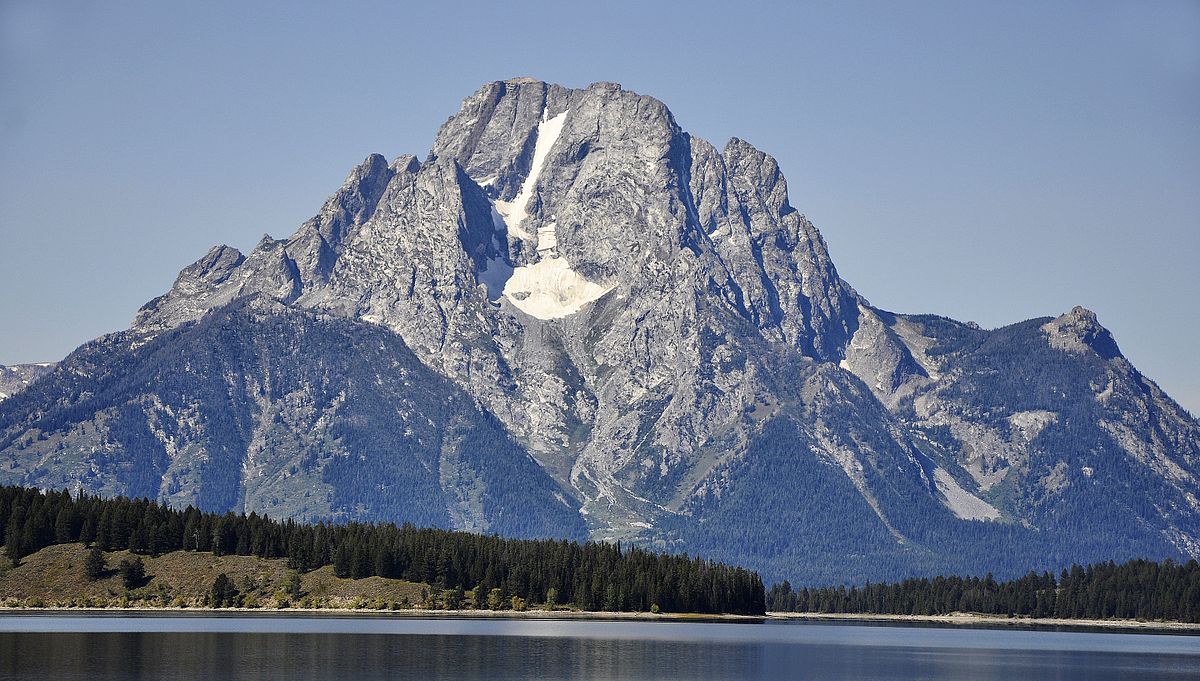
<box><xmin>0</xmin><ymin>486</ymin><xmax>765</xmax><ymax>615</ymax></box>
<box><xmin>768</xmin><ymin>559</ymin><xmax>1200</xmax><ymax>623</ymax></box>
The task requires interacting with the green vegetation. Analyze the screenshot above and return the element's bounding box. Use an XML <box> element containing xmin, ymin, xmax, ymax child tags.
<box><xmin>210</xmin><ymin>573</ymin><xmax>238</xmax><ymax>607</ymax></box>
<box><xmin>768</xmin><ymin>558</ymin><xmax>1200</xmax><ymax>623</ymax></box>
<box><xmin>117</xmin><ymin>556</ymin><xmax>145</xmax><ymax>589</ymax></box>
<box><xmin>0</xmin><ymin>485</ymin><xmax>765</xmax><ymax>615</ymax></box>
<box><xmin>84</xmin><ymin>546</ymin><xmax>105</xmax><ymax>581</ymax></box>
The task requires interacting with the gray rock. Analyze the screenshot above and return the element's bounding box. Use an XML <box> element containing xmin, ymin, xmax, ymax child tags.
<box><xmin>0</xmin><ymin>363</ymin><xmax>55</xmax><ymax>403</ymax></box>
<box><xmin>4</xmin><ymin>78</ymin><xmax>1197</xmax><ymax>584</ymax></box>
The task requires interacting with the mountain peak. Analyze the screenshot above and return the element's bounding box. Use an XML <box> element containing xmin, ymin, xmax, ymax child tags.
<box><xmin>5</xmin><ymin>79</ymin><xmax>1196</xmax><ymax>586</ymax></box>
<box><xmin>503</xmin><ymin>76</ymin><xmax>544</xmax><ymax>85</ymax></box>
<box><xmin>1042</xmin><ymin>306</ymin><xmax>1122</xmax><ymax>360</ymax></box>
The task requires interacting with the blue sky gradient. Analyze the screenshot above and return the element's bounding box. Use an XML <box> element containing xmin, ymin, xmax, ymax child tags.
<box><xmin>1</xmin><ymin>0</ymin><xmax>1197</xmax><ymax>411</ymax></box>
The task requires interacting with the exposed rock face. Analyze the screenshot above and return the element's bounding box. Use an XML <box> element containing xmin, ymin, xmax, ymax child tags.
<box><xmin>0</xmin><ymin>363</ymin><xmax>54</xmax><ymax>403</ymax></box>
<box><xmin>2</xmin><ymin>79</ymin><xmax>1197</xmax><ymax>583</ymax></box>
<box><xmin>1042</xmin><ymin>305</ymin><xmax>1123</xmax><ymax>359</ymax></box>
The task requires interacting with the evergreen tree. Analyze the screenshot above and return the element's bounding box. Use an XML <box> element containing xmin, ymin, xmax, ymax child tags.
<box><xmin>211</xmin><ymin>573</ymin><xmax>238</xmax><ymax>607</ymax></box>
<box><xmin>118</xmin><ymin>557</ymin><xmax>145</xmax><ymax>589</ymax></box>
<box><xmin>285</xmin><ymin>570</ymin><xmax>302</xmax><ymax>599</ymax></box>
<box><xmin>333</xmin><ymin>543</ymin><xmax>352</xmax><ymax>578</ymax></box>
<box><xmin>4</xmin><ymin>504</ymin><xmax>26</xmax><ymax>563</ymax></box>
<box><xmin>84</xmin><ymin>547</ymin><xmax>106</xmax><ymax>581</ymax></box>
<box><xmin>54</xmin><ymin>506</ymin><xmax>75</xmax><ymax>543</ymax></box>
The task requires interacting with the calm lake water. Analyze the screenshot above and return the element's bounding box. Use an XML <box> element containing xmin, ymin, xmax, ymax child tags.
<box><xmin>1</xmin><ymin>615</ymin><xmax>1198</xmax><ymax>680</ymax></box>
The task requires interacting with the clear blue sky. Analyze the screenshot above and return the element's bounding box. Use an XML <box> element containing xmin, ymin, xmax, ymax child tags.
<box><xmin>1</xmin><ymin>0</ymin><xmax>1197</xmax><ymax>412</ymax></box>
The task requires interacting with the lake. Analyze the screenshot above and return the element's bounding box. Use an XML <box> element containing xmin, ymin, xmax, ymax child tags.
<box><xmin>1</xmin><ymin>614</ymin><xmax>1197</xmax><ymax>680</ymax></box>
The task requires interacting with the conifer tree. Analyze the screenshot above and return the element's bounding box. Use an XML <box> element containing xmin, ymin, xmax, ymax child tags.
<box><xmin>211</xmin><ymin>573</ymin><xmax>238</xmax><ymax>607</ymax></box>
<box><xmin>118</xmin><ymin>557</ymin><xmax>145</xmax><ymax>589</ymax></box>
<box><xmin>84</xmin><ymin>547</ymin><xmax>106</xmax><ymax>581</ymax></box>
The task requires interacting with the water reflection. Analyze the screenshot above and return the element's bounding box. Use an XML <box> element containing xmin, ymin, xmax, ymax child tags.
<box><xmin>1</xmin><ymin>619</ymin><xmax>1197</xmax><ymax>681</ymax></box>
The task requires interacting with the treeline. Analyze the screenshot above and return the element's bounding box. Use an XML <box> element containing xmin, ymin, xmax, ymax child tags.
<box><xmin>0</xmin><ymin>485</ymin><xmax>764</xmax><ymax>615</ymax></box>
<box><xmin>768</xmin><ymin>559</ymin><xmax>1200</xmax><ymax>623</ymax></box>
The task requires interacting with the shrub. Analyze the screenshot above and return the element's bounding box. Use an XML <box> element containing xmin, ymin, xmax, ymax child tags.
<box><xmin>487</xmin><ymin>588</ymin><xmax>504</xmax><ymax>610</ymax></box>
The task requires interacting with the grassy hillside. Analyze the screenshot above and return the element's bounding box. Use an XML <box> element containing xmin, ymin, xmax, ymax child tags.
<box><xmin>0</xmin><ymin>543</ymin><xmax>427</xmax><ymax>609</ymax></box>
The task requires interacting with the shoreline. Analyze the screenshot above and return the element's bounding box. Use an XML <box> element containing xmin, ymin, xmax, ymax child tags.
<box><xmin>768</xmin><ymin>611</ymin><xmax>1200</xmax><ymax>632</ymax></box>
<box><xmin>0</xmin><ymin>606</ymin><xmax>763</xmax><ymax>622</ymax></box>
<box><xmin>2</xmin><ymin>606</ymin><xmax>1197</xmax><ymax>632</ymax></box>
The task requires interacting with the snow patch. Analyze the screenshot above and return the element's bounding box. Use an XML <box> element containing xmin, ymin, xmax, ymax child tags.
<box><xmin>494</xmin><ymin>110</ymin><xmax>567</xmax><ymax>233</ymax></box>
<box><xmin>491</xmin><ymin>203</ymin><xmax>528</xmax><ymax>240</ymax></box>
<box><xmin>933</xmin><ymin>468</ymin><xmax>1001</xmax><ymax>521</ymax></box>
<box><xmin>481</xmin><ymin>108</ymin><xmax>612</xmax><ymax>320</ymax></box>
<box><xmin>503</xmin><ymin>257</ymin><xmax>612</xmax><ymax>319</ymax></box>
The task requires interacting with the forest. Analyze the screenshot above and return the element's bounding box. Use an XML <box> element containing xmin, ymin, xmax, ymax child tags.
<box><xmin>0</xmin><ymin>485</ymin><xmax>765</xmax><ymax>615</ymax></box>
<box><xmin>768</xmin><ymin>558</ymin><xmax>1200</xmax><ymax>623</ymax></box>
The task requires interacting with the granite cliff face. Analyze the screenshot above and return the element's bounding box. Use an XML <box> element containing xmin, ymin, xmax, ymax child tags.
<box><xmin>2</xmin><ymin>79</ymin><xmax>1197</xmax><ymax>583</ymax></box>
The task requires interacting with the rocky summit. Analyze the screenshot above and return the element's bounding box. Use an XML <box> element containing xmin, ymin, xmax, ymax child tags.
<box><xmin>2</xmin><ymin>79</ymin><xmax>1197</xmax><ymax>584</ymax></box>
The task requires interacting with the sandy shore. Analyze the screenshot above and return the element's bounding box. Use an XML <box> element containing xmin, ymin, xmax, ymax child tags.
<box><xmin>768</xmin><ymin>611</ymin><xmax>1200</xmax><ymax>632</ymax></box>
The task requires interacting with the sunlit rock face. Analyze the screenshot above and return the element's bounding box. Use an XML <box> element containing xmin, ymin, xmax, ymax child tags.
<box><xmin>2</xmin><ymin>79</ymin><xmax>1197</xmax><ymax>584</ymax></box>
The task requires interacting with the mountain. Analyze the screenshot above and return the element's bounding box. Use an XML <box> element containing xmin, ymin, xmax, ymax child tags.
<box><xmin>2</xmin><ymin>78</ymin><xmax>1196</xmax><ymax>584</ymax></box>
<box><xmin>0</xmin><ymin>363</ymin><xmax>55</xmax><ymax>403</ymax></box>
<box><xmin>0</xmin><ymin>300</ymin><xmax>584</xmax><ymax>541</ymax></box>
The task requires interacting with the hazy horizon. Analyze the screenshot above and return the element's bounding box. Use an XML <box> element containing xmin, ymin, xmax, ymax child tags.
<box><xmin>1</xmin><ymin>0</ymin><xmax>1196</xmax><ymax>412</ymax></box>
